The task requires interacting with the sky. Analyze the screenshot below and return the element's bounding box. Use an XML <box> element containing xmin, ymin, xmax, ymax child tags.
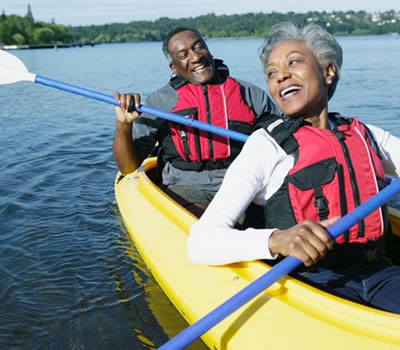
<box><xmin>1</xmin><ymin>0</ymin><xmax>399</xmax><ymax>26</ymax></box>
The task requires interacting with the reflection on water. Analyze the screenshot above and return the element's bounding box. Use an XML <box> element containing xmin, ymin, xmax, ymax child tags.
<box><xmin>0</xmin><ymin>35</ymin><xmax>399</xmax><ymax>349</ymax></box>
<box><xmin>122</xmin><ymin>221</ymin><xmax>208</xmax><ymax>349</ymax></box>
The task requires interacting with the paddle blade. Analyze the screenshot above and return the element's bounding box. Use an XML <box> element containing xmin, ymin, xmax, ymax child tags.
<box><xmin>0</xmin><ymin>50</ymin><xmax>36</xmax><ymax>84</ymax></box>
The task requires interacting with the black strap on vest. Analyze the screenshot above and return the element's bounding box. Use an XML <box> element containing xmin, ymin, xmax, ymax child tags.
<box><xmin>313</xmin><ymin>187</ymin><xmax>329</xmax><ymax>220</ymax></box>
<box><xmin>254</xmin><ymin>114</ymin><xmax>306</xmax><ymax>154</ymax></box>
<box><xmin>171</xmin><ymin>158</ymin><xmax>233</xmax><ymax>171</ymax></box>
<box><xmin>178</xmin><ymin>126</ymin><xmax>190</xmax><ymax>161</ymax></box>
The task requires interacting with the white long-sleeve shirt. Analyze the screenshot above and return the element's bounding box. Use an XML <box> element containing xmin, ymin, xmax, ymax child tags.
<box><xmin>188</xmin><ymin>122</ymin><xmax>400</xmax><ymax>265</ymax></box>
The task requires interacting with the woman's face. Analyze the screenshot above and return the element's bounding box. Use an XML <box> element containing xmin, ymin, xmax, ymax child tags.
<box><xmin>266</xmin><ymin>40</ymin><xmax>332</xmax><ymax>119</ymax></box>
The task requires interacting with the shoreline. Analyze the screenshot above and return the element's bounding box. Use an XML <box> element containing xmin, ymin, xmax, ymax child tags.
<box><xmin>0</xmin><ymin>42</ymin><xmax>95</xmax><ymax>50</ymax></box>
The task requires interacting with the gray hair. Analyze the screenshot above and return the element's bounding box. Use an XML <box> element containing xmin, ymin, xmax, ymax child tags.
<box><xmin>259</xmin><ymin>22</ymin><xmax>343</xmax><ymax>100</ymax></box>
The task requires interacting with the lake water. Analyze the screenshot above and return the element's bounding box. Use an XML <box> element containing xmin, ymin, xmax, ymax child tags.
<box><xmin>1</xmin><ymin>35</ymin><xmax>400</xmax><ymax>349</ymax></box>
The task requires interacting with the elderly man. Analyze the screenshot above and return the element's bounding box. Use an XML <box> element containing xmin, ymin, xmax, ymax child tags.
<box><xmin>113</xmin><ymin>27</ymin><xmax>277</xmax><ymax>216</ymax></box>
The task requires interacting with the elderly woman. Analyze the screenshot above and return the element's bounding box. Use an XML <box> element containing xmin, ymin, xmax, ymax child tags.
<box><xmin>188</xmin><ymin>22</ymin><xmax>400</xmax><ymax>313</ymax></box>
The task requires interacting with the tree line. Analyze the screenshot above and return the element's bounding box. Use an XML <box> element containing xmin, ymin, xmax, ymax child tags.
<box><xmin>1</xmin><ymin>9</ymin><xmax>399</xmax><ymax>46</ymax></box>
<box><xmin>0</xmin><ymin>7</ymin><xmax>70</xmax><ymax>45</ymax></box>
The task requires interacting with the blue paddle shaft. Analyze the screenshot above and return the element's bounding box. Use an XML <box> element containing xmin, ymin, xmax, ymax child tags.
<box><xmin>159</xmin><ymin>178</ymin><xmax>400</xmax><ymax>349</ymax></box>
<box><xmin>34</xmin><ymin>75</ymin><xmax>249</xmax><ymax>143</ymax></box>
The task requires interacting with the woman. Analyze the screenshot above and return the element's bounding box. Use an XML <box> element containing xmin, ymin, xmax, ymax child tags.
<box><xmin>188</xmin><ymin>22</ymin><xmax>400</xmax><ymax>313</ymax></box>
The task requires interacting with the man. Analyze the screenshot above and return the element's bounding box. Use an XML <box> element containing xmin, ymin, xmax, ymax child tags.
<box><xmin>113</xmin><ymin>27</ymin><xmax>278</xmax><ymax>216</ymax></box>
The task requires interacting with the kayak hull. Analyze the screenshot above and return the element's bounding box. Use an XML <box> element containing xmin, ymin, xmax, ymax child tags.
<box><xmin>115</xmin><ymin>158</ymin><xmax>400</xmax><ymax>349</ymax></box>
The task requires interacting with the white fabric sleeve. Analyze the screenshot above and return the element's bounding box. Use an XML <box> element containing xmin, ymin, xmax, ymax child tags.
<box><xmin>188</xmin><ymin>129</ymin><xmax>293</xmax><ymax>265</ymax></box>
<box><xmin>366</xmin><ymin>124</ymin><xmax>400</xmax><ymax>177</ymax></box>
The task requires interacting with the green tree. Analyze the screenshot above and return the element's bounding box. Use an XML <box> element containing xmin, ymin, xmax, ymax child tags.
<box><xmin>12</xmin><ymin>32</ymin><xmax>25</xmax><ymax>44</ymax></box>
<box><xmin>26</xmin><ymin>4</ymin><xmax>34</xmax><ymax>23</ymax></box>
<box><xmin>33</xmin><ymin>27</ymin><xmax>55</xmax><ymax>43</ymax></box>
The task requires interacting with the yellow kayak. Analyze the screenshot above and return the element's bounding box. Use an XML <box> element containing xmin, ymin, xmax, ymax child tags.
<box><xmin>115</xmin><ymin>157</ymin><xmax>400</xmax><ymax>349</ymax></box>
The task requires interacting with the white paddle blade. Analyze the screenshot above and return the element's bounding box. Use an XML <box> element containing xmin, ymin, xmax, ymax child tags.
<box><xmin>0</xmin><ymin>50</ymin><xmax>36</xmax><ymax>84</ymax></box>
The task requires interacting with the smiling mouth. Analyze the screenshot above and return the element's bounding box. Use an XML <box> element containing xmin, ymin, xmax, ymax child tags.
<box><xmin>192</xmin><ymin>62</ymin><xmax>210</xmax><ymax>72</ymax></box>
<box><xmin>280</xmin><ymin>85</ymin><xmax>301</xmax><ymax>97</ymax></box>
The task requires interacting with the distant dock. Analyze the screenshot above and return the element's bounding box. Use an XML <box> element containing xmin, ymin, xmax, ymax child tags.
<box><xmin>0</xmin><ymin>43</ymin><xmax>95</xmax><ymax>50</ymax></box>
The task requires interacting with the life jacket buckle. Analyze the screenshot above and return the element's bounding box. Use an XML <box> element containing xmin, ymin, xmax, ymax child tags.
<box><xmin>314</xmin><ymin>197</ymin><xmax>329</xmax><ymax>218</ymax></box>
<box><xmin>179</xmin><ymin>130</ymin><xmax>187</xmax><ymax>141</ymax></box>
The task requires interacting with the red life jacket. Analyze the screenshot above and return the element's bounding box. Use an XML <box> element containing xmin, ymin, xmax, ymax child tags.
<box><xmin>164</xmin><ymin>69</ymin><xmax>256</xmax><ymax>171</ymax></box>
<box><xmin>258</xmin><ymin>114</ymin><xmax>387</xmax><ymax>245</ymax></box>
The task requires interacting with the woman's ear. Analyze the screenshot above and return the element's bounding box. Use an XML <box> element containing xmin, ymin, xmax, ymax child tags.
<box><xmin>324</xmin><ymin>63</ymin><xmax>336</xmax><ymax>85</ymax></box>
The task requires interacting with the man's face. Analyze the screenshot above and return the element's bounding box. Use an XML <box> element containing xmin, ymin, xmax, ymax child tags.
<box><xmin>168</xmin><ymin>30</ymin><xmax>215</xmax><ymax>85</ymax></box>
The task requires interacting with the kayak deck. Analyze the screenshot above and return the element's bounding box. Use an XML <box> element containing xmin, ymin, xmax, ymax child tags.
<box><xmin>115</xmin><ymin>158</ymin><xmax>400</xmax><ymax>349</ymax></box>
